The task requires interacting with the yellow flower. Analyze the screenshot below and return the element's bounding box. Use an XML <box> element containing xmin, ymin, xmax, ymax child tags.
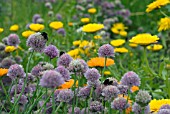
<box><xmin>0</xmin><ymin>28</ymin><xmax>4</xmax><ymax>33</ymax></box>
<box><xmin>79</xmin><ymin>40</ymin><xmax>89</xmax><ymax>48</ymax></box>
<box><xmin>129</xmin><ymin>33</ymin><xmax>159</xmax><ymax>45</ymax></box>
<box><xmin>0</xmin><ymin>68</ymin><xmax>8</xmax><ymax>77</ymax></box>
<box><xmin>68</xmin><ymin>22</ymin><xmax>73</xmax><ymax>26</ymax></box>
<box><xmin>87</xmin><ymin>57</ymin><xmax>114</xmax><ymax>67</ymax></box>
<box><xmin>73</xmin><ymin>40</ymin><xmax>81</xmax><ymax>46</ymax></box>
<box><xmin>82</xmin><ymin>23</ymin><xmax>104</xmax><ymax>33</ymax></box>
<box><xmin>147</xmin><ymin>44</ymin><xmax>163</xmax><ymax>51</ymax></box>
<box><xmin>94</xmin><ymin>35</ymin><xmax>102</xmax><ymax>40</ymax></box>
<box><xmin>149</xmin><ymin>99</ymin><xmax>170</xmax><ymax>112</ymax></box>
<box><xmin>104</xmin><ymin>71</ymin><xmax>111</xmax><ymax>75</ymax></box>
<box><xmin>111</xmin><ymin>23</ymin><xmax>128</xmax><ymax>37</ymax></box>
<box><xmin>5</xmin><ymin>46</ymin><xmax>16</xmax><ymax>53</ymax></box>
<box><xmin>110</xmin><ymin>39</ymin><xmax>125</xmax><ymax>47</ymax></box>
<box><xmin>114</xmin><ymin>47</ymin><xmax>128</xmax><ymax>53</ymax></box>
<box><xmin>49</xmin><ymin>21</ymin><xmax>63</xmax><ymax>30</ymax></box>
<box><xmin>22</xmin><ymin>30</ymin><xmax>35</xmax><ymax>38</ymax></box>
<box><xmin>81</xmin><ymin>18</ymin><xmax>90</xmax><ymax>23</ymax></box>
<box><xmin>88</xmin><ymin>8</ymin><xmax>97</xmax><ymax>14</ymax></box>
<box><xmin>129</xmin><ymin>43</ymin><xmax>138</xmax><ymax>48</ymax></box>
<box><xmin>10</xmin><ymin>24</ymin><xmax>19</xmax><ymax>31</ymax></box>
<box><xmin>29</xmin><ymin>23</ymin><xmax>44</xmax><ymax>32</ymax></box>
<box><xmin>158</xmin><ymin>17</ymin><xmax>170</xmax><ymax>32</ymax></box>
<box><xmin>67</xmin><ymin>48</ymin><xmax>79</xmax><ymax>57</ymax></box>
<box><xmin>146</xmin><ymin>0</ymin><xmax>170</xmax><ymax>13</ymax></box>
<box><xmin>119</xmin><ymin>31</ymin><xmax>127</xmax><ymax>37</ymax></box>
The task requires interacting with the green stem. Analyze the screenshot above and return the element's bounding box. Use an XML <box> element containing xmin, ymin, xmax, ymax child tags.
<box><xmin>102</xmin><ymin>57</ymin><xmax>107</xmax><ymax>79</ymax></box>
<box><xmin>160</xmin><ymin>9</ymin><xmax>169</xmax><ymax>17</ymax></box>
<box><xmin>88</xmin><ymin>87</ymin><xmax>94</xmax><ymax>114</ymax></box>
<box><xmin>54</xmin><ymin>102</ymin><xmax>63</xmax><ymax>113</ymax></box>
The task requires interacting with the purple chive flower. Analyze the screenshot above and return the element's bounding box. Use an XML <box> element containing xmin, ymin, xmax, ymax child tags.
<box><xmin>85</xmin><ymin>68</ymin><xmax>100</xmax><ymax>82</ymax></box>
<box><xmin>57</xmin><ymin>53</ymin><xmax>73</xmax><ymax>67</ymax></box>
<box><xmin>160</xmin><ymin>104</ymin><xmax>170</xmax><ymax>110</ymax></box>
<box><xmin>2</xmin><ymin>37</ymin><xmax>8</xmax><ymax>45</ymax></box>
<box><xmin>40</xmin><ymin>70</ymin><xmax>64</xmax><ymax>88</ymax></box>
<box><xmin>95</xmin><ymin>85</ymin><xmax>104</xmax><ymax>98</ymax></box>
<box><xmin>44</xmin><ymin>45</ymin><xmax>59</xmax><ymax>59</ymax></box>
<box><xmin>57</xmin><ymin>89</ymin><xmax>74</xmax><ymax>102</ymax></box>
<box><xmin>158</xmin><ymin>109</ymin><xmax>170</xmax><ymax>114</ymax></box>
<box><xmin>55</xmin><ymin>65</ymin><xmax>70</xmax><ymax>81</ymax></box>
<box><xmin>90</xmin><ymin>101</ymin><xmax>104</xmax><ymax>112</ymax></box>
<box><xmin>57</xmin><ymin>28</ymin><xmax>66</xmax><ymax>37</ymax></box>
<box><xmin>36</xmin><ymin>18</ymin><xmax>44</xmax><ymax>24</ymax></box>
<box><xmin>0</xmin><ymin>43</ymin><xmax>5</xmax><ymax>51</ymax></box>
<box><xmin>132</xmin><ymin>103</ymin><xmax>150</xmax><ymax>114</ymax></box>
<box><xmin>87</xmin><ymin>80</ymin><xmax>101</xmax><ymax>88</ymax></box>
<box><xmin>68</xmin><ymin>107</ymin><xmax>81</xmax><ymax>114</ymax></box>
<box><xmin>48</xmin><ymin>11</ymin><xmax>54</xmax><ymax>17</ymax></box>
<box><xmin>102</xmin><ymin>85</ymin><xmax>119</xmax><ymax>100</ymax></box>
<box><xmin>81</xmin><ymin>108</ymin><xmax>88</xmax><ymax>114</ymax></box>
<box><xmin>111</xmin><ymin>97</ymin><xmax>129</xmax><ymax>111</ymax></box>
<box><xmin>117</xmin><ymin>84</ymin><xmax>128</xmax><ymax>95</ymax></box>
<box><xmin>135</xmin><ymin>90</ymin><xmax>151</xmax><ymax>106</ymax></box>
<box><xmin>7</xmin><ymin>34</ymin><xmax>20</xmax><ymax>47</ymax></box>
<box><xmin>7</xmin><ymin>64</ymin><xmax>26</xmax><ymax>79</ymax></box>
<box><xmin>77</xmin><ymin>86</ymin><xmax>91</xmax><ymax>99</ymax></box>
<box><xmin>56</xmin><ymin>14</ymin><xmax>62</xmax><ymax>21</ymax></box>
<box><xmin>27</xmin><ymin>32</ymin><xmax>47</xmax><ymax>53</ymax></box>
<box><xmin>31</xmin><ymin>64</ymin><xmax>43</xmax><ymax>77</ymax></box>
<box><xmin>79</xmin><ymin>59</ymin><xmax>89</xmax><ymax>73</ymax></box>
<box><xmin>98</xmin><ymin>44</ymin><xmax>114</xmax><ymax>57</ymax></box>
<box><xmin>45</xmin><ymin>2</ymin><xmax>53</xmax><ymax>9</ymax></box>
<box><xmin>11</xmin><ymin>94</ymin><xmax>28</xmax><ymax>105</ymax></box>
<box><xmin>32</xmin><ymin>14</ymin><xmax>41</xmax><ymax>23</ymax></box>
<box><xmin>0</xmin><ymin>57</ymin><xmax>15</xmax><ymax>68</ymax></box>
<box><xmin>40</xmin><ymin>62</ymin><xmax>54</xmax><ymax>71</ymax></box>
<box><xmin>14</xmin><ymin>55</ymin><xmax>23</xmax><ymax>63</ymax></box>
<box><xmin>68</xmin><ymin>59</ymin><xmax>85</xmax><ymax>74</ymax></box>
<box><xmin>121</xmin><ymin>71</ymin><xmax>140</xmax><ymax>87</ymax></box>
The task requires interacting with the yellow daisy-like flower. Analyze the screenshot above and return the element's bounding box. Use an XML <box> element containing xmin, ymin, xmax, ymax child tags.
<box><xmin>111</xmin><ymin>23</ymin><xmax>128</xmax><ymax>37</ymax></box>
<box><xmin>147</xmin><ymin>44</ymin><xmax>163</xmax><ymax>51</ymax></box>
<box><xmin>0</xmin><ymin>68</ymin><xmax>8</xmax><ymax>77</ymax></box>
<box><xmin>110</xmin><ymin>39</ymin><xmax>125</xmax><ymax>47</ymax></box>
<box><xmin>104</xmin><ymin>71</ymin><xmax>111</xmax><ymax>75</ymax></box>
<box><xmin>129</xmin><ymin>33</ymin><xmax>159</xmax><ymax>45</ymax></box>
<box><xmin>49</xmin><ymin>21</ymin><xmax>63</xmax><ymax>30</ymax></box>
<box><xmin>146</xmin><ymin>0</ymin><xmax>170</xmax><ymax>13</ymax></box>
<box><xmin>119</xmin><ymin>31</ymin><xmax>127</xmax><ymax>37</ymax></box>
<box><xmin>5</xmin><ymin>46</ymin><xmax>16</xmax><ymax>53</ymax></box>
<box><xmin>67</xmin><ymin>48</ymin><xmax>79</xmax><ymax>57</ymax></box>
<box><xmin>10</xmin><ymin>24</ymin><xmax>19</xmax><ymax>31</ymax></box>
<box><xmin>0</xmin><ymin>28</ymin><xmax>4</xmax><ymax>33</ymax></box>
<box><xmin>58</xmin><ymin>79</ymin><xmax>74</xmax><ymax>89</ymax></box>
<box><xmin>87</xmin><ymin>57</ymin><xmax>114</xmax><ymax>67</ymax></box>
<box><xmin>82</xmin><ymin>23</ymin><xmax>104</xmax><ymax>33</ymax></box>
<box><xmin>88</xmin><ymin>8</ymin><xmax>97</xmax><ymax>14</ymax></box>
<box><xmin>22</xmin><ymin>30</ymin><xmax>35</xmax><ymax>38</ymax></box>
<box><xmin>158</xmin><ymin>17</ymin><xmax>170</xmax><ymax>32</ymax></box>
<box><xmin>81</xmin><ymin>18</ymin><xmax>90</xmax><ymax>23</ymax></box>
<box><xmin>131</xmin><ymin>86</ymin><xmax>139</xmax><ymax>92</ymax></box>
<box><xmin>94</xmin><ymin>35</ymin><xmax>102</xmax><ymax>39</ymax></box>
<box><xmin>114</xmin><ymin>47</ymin><xmax>128</xmax><ymax>53</ymax></box>
<box><xmin>29</xmin><ymin>23</ymin><xmax>44</xmax><ymax>32</ymax></box>
<box><xmin>149</xmin><ymin>99</ymin><xmax>170</xmax><ymax>112</ymax></box>
<box><xmin>73</xmin><ymin>40</ymin><xmax>81</xmax><ymax>46</ymax></box>
<box><xmin>129</xmin><ymin>43</ymin><xmax>138</xmax><ymax>48</ymax></box>
<box><xmin>79</xmin><ymin>40</ymin><xmax>89</xmax><ymax>48</ymax></box>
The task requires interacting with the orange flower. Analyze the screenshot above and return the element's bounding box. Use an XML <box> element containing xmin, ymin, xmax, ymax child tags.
<box><xmin>59</xmin><ymin>79</ymin><xmax>74</xmax><ymax>89</ymax></box>
<box><xmin>0</xmin><ymin>68</ymin><xmax>8</xmax><ymax>77</ymax></box>
<box><xmin>131</xmin><ymin>86</ymin><xmax>139</xmax><ymax>92</ymax></box>
<box><xmin>87</xmin><ymin>57</ymin><xmax>114</xmax><ymax>67</ymax></box>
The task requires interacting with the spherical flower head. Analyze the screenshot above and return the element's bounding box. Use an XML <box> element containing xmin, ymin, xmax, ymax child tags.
<box><xmin>158</xmin><ymin>17</ymin><xmax>170</xmax><ymax>32</ymax></box>
<box><xmin>29</xmin><ymin>23</ymin><xmax>44</xmax><ymax>32</ymax></box>
<box><xmin>11</xmin><ymin>94</ymin><xmax>28</xmax><ymax>105</ymax></box>
<box><xmin>135</xmin><ymin>90</ymin><xmax>151</xmax><ymax>106</ymax></box>
<box><xmin>85</xmin><ymin>68</ymin><xmax>100</xmax><ymax>82</ymax></box>
<box><xmin>68</xmin><ymin>59</ymin><xmax>85</xmax><ymax>74</ymax></box>
<box><xmin>32</xmin><ymin>14</ymin><xmax>41</xmax><ymax>23</ymax></box>
<box><xmin>160</xmin><ymin>104</ymin><xmax>170</xmax><ymax>110</ymax></box>
<box><xmin>27</xmin><ymin>32</ymin><xmax>47</xmax><ymax>52</ymax></box>
<box><xmin>111</xmin><ymin>97</ymin><xmax>129</xmax><ymax>111</ymax></box>
<box><xmin>110</xmin><ymin>39</ymin><xmax>125</xmax><ymax>47</ymax></box>
<box><xmin>31</xmin><ymin>64</ymin><xmax>43</xmax><ymax>77</ymax></box>
<box><xmin>0</xmin><ymin>57</ymin><xmax>15</xmax><ymax>68</ymax></box>
<box><xmin>57</xmin><ymin>28</ymin><xmax>66</xmax><ymax>37</ymax></box>
<box><xmin>44</xmin><ymin>45</ymin><xmax>59</xmax><ymax>59</ymax></box>
<box><xmin>77</xmin><ymin>86</ymin><xmax>91</xmax><ymax>99</ymax></box>
<box><xmin>0</xmin><ymin>43</ymin><xmax>5</xmax><ymax>51</ymax></box>
<box><xmin>87</xmin><ymin>80</ymin><xmax>101</xmax><ymax>88</ymax></box>
<box><xmin>7</xmin><ymin>34</ymin><xmax>20</xmax><ymax>47</ymax></box>
<box><xmin>132</xmin><ymin>103</ymin><xmax>150</xmax><ymax>114</ymax></box>
<box><xmin>78</xmin><ymin>59</ymin><xmax>89</xmax><ymax>73</ymax></box>
<box><xmin>117</xmin><ymin>84</ymin><xmax>128</xmax><ymax>95</ymax></box>
<box><xmin>14</xmin><ymin>55</ymin><xmax>23</xmax><ymax>63</ymax></box>
<box><xmin>7</xmin><ymin>64</ymin><xmax>26</xmax><ymax>80</ymax></box>
<box><xmin>36</xmin><ymin>18</ymin><xmax>44</xmax><ymax>24</ymax></box>
<box><xmin>57</xmin><ymin>89</ymin><xmax>74</xmax><ymax>102</ymax></box>
<box><xmin>82</xmin><ymin>23</ymin><xmax>104</xmax><ymax>33</ymax></box>
<box><xmin>98</xmin><ymin>44</ymin><xmax>114</xmax><ymax>57</ymax></box>
<box><xmin>158</xmin><ymin>109</ymin><xmax>170</xmax><ymax>114</ymax></box>
<box><xmin>56</xmin><ymin>14</ymin><xmax>62</xmax><ymax>21</ymax></box>
<box><xmin>57</xmin><ymin>53</ymin><xmax>73</xmax><ymax>67</ymax></box>
<box><xmin>90</xmin><ymin>101</ymin><xmax>104</xmax><ymax>112</ymax></box>
<box><xmin>129</xmin><ymin>33</ymin><xmax>159</xmax><ymax>46</ymax></box>
<box><xmin>10</xmin><ymin>24</ymin><xmax>19</xmax><ymax>31</ymax></box>
<box><xmin>121</xmin><ymin>71</ymin><xmax>140</xmax><ymax>87</ymax></box>
<box><xmin>102</xmin><ymin>85</ymin><xmax>119</xmax><ymax>100</ymax></box>
<box><xmin>68</xmin><ymin>107</ymin><xmax>81</xmax><ymax>114</ymax></box>
<box><xmin>40</xmin><ymin>62</ymin><xmax>54</xmax><ymax>71</ymax></box>
<box><xmin>49</xmin><ymin>21</ymin><xmax>63</xmax><ymax>30</ymax></box>
<box><xmin>56</xmin><ymin>65</ymin><xmax>70</xmax><ymax>81</ymax></box>
<box><xmin>40</xmin><ymin>70</ymin><xmax>64</xmax><ymax>88</ymax></box>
